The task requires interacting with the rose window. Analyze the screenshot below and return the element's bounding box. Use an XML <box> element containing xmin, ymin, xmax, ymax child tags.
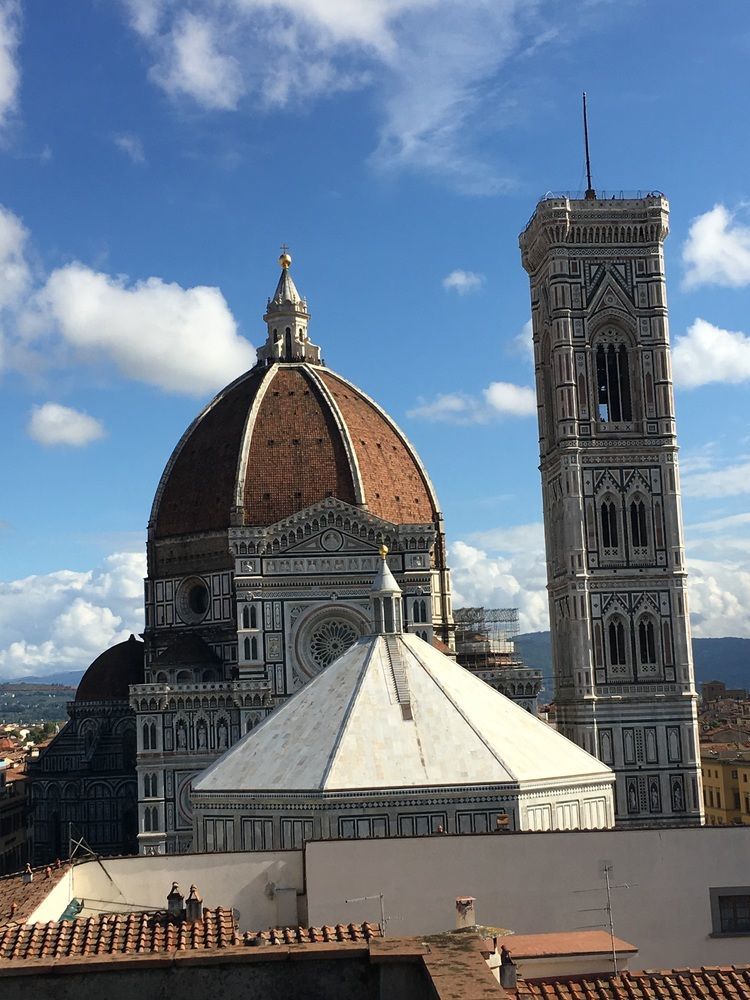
<box><xmin>309</xmin><ymin>619</ymin><xmax>359</xmax><ymax>670</ymax></box>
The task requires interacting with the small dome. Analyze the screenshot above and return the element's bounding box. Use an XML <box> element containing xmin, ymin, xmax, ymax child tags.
<box><xmin>75</xmin><ymin>635</ymin><xmax>144</xmax><ymax>702</ymax></box>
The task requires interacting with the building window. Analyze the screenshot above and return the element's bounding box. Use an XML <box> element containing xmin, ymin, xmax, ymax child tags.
<box><xmin>596</xmin><ymin>342</ymin><xmax>632</xmax><ymax>421</ymax></box>
<box><xmin>638</xmin><ymin>619</ymin><xmax>657</xmax><ymax>666</ymax></box>
<box><xmin>243</xmin><ymin>636</ymin><xmax>251</xmax><ymax>660</ymax></box>
<box><xmin>600</xmin><ymin>501</ymin><xmax>619</xmax><ymax>549</ymax></box>
<box><xmin>608</xmin><ymin>619</ymin><xmax>627</xmax><ymax>667</ymax></box>
<box><xmin>241</xmin><ymin>605</ymin><xmax>250</xmax><ymax>629</ymax></box>
<box><xmin>710</xmin><ymin>889</ymin><xmax>750</xmax><ymax>935</ymax></box>
<box><xmin>630</xmin><ymin>498</ymin><xmax>648</xmax><ymax>549</ymax></box>
<box><xmin>413</xmin><ymin>599</ymin><xmax>427</xmax><ymax>623</ymax></box>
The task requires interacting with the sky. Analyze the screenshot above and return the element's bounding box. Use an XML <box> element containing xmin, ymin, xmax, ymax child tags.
<box><xmin>1</xmin><ymin>0</ymin><xmax>750</xmax><ymax>678</ymax></box>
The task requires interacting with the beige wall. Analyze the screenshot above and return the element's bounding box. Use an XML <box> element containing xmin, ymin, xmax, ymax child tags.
<box><xmin>305</xmin><ymin>826</ymin><xmax>750</xmax><ymax>969</ymax></box>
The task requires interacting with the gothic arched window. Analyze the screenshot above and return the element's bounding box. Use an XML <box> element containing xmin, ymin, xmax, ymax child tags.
<box><xmin>250</xmin><ymin>605</ymin><xmax>257</xmax><ymax>628</ymax></box>
<box><xmin>630</xmin><ymin>499</ymin><xmax>648</xmax><ymax>548</ymax></box>
<box><xmin>639</xmin><ymin>619</ymin><xmax>657</xmax><ymax>665</ymax></box>
<box><xmin>600</xmin><ymin>501</ymin><xmax>619</xmax><ymax>549</ymax></box>
<box><xmin>596</xmin><ymin>342</ymin><xmax>632</xmax><ymax>422</ymax></box>
<box><xmin>250</xmin><ymin>636</ymin><xmax>258</xmax><ymax>660</ymax></box>
<box><xmin>608</xmin><ymin>619</ymin><xmax>627</xmax><ymax>666</ymax></box>
<box><xmin>149</xmin><ymin>722</ymin><xmax>157</xmax><ymax>749</ymax></box>
<box><xmin>241</xmin><ymin>605</ymin><xmax>250</xmax><ymax>629</ymax></box>
<box><xmin>243</xmin><ymin>637</ymin><xmax>251</xmax><ymax>660</ymax></box>
<box><xmin>142</xmin><ymin>723</ymin><xmax>150</xmax><ymax>750</ymax></box>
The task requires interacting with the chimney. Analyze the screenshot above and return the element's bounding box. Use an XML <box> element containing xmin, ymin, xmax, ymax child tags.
<box><xmin>455</xmin><ymin>896</ymin><xmax>476</xmax><ymax>929</ymax></box>
<box><xmin>499</xmin><ymin>945</ymin><xmax>518</xmax><ymax>988</ymax></box>
<box><xmin>185</xmin><ymin>884</ymin><xmax>203</xmax><ymax>923</ymax></box>
<box><xmin>167</xmin><ymin>881</ymin><xmax>184</xmax><ymax>918</ymax></box>
<box><xmin>22</xmin><ymin>863</ymin><xmax>33</xmax><ymax>885</ymax></box>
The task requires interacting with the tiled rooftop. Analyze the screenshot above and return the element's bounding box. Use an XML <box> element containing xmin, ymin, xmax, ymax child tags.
<box><xmin>502</xmin><ymin>930</ymin><xmax>637</xmax><ymax>959</ymax></box>
<box><xmin>0</xmin><ymin>907</ymin><xmax>239</xmax><ymax>960</ymax></box>
<box><xmin>0</xmin><ymin>908</ymin><xmax>381</xmax><ymax>962</ymax></box>
<box><xmin>514</xmin><ymin>967</ymin><xmax>750</xmax><ymax>1000</ymax></box>
<box><xmin>0</xmin><ymin>864</ymin><xmax>69</xmax><ymax>927</ymax></box>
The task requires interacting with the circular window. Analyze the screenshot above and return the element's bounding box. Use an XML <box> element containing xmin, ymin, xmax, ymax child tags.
<box><xmin>176</xmin><ymin>577</ymin><xmax>210</xmax><ymax>624</ymax></box>
<box><xmin>294</xmin><ymin>606</ymin><xmax>368</xmax><ymax>679</ymax></box>
<box><xmin>309</xmin><ymin>618</ymin><xmax>358</xmax><ymax>671</ymax></box>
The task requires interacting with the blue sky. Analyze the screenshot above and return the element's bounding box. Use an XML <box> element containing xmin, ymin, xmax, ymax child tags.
<box><xmin>2</xmin><ymin>0</ymin><xmax>750</xmax><ymax>677</ymax></box>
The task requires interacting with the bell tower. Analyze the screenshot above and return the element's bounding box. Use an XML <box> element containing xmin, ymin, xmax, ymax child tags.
<box><xmin>519</xmin><ymin>191</ymin><xmax>703</xmax><ymax>826</ymax></box>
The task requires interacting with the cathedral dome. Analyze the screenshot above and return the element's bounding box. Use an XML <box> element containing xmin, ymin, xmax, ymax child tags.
<box><xmin>150</xmin><ymin>260</ymin><xmax>439</xmax><ymax>541</ymax></box>
<box><xmin>75</xmin><ymin>635</ymin><xmax>144</xmax><ymax>703</ymax></box>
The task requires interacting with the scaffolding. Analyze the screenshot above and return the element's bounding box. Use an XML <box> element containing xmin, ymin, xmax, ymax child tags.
<box><xmin>454</xmin><ymin>607</ymin><xmax>520</xmax><ymax>646</ymax></box>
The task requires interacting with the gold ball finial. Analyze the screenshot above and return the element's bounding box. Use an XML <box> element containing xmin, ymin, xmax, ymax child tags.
<box><xmin>279</xmin><ymin>251</ymin><xmax>292</xmax><ymax>269</ymax></box>
<box><xmin>379</xmin><ymin>544</ymin><xmax>389</xmax><ymax>559</ymax></box>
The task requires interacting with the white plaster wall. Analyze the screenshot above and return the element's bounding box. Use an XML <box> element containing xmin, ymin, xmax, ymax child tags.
<box><xmin>69</xmin><ymin>850</ymin><xmax>304</xmax><ymax>929</ymax></box>
<box><xmin>26</xmin><ymin>867</ymin><xmax>74</xmax><ymax>923</ymax></box>
<box><xmin>304</xmin><ymin>826</ymin><xmax>750</xmax><ymax>969</ymax></box>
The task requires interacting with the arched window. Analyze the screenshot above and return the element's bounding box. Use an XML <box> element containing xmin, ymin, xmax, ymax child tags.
<box><xmin>639</xmin><ymin>619</ymin><xmax>657</xmax><ymax>665</ymax></box>
<box><xmin>608</xmin><ymin>619</ymin><xmax>627</xmax><ymax>666</ymax></box>
<box><xmin>142</xmin><ymin>723</ymin><xmax>150</xmax><ymax>750</ymax></box>
<box><xmin>241</xmin><ymin>605</ymin><xmax>250</xmax><ymax>629</ymax></box>
<box><xmin>250</xmin><ymin>605</ymin><xmax>257</xmax><ymax>628</ymax></box>
<box><xmin>600</xmin><ymin>501</ymin><xmax>618</xmax><ymax>548</ymax></box>
<box><xmin>243</xmin><ymin>637</ymin><xmax>251</xmax><ymax>660</ymax></box>
<box><xmin>630</xmin><ymin>499</ymin><xmax>648</xmax><ymax>548</ymax></box>
<box><xmin>596</xmin><ymin>343</ymin><xmax>632</xmax><ymax>421</ymax></box>
<box><xmin>144</xmin><ymin>807</ymin><xmax>152</xmax><ymax>832</ymax></box>
<box><xmin>250</xmin><ymin>636</ymin><xmax>258</xmax><ymax>660</ymax></box>
<box><xmin>149</xmin><ymin>722</ymin><xmax>157</xmax><ymax>749</ymax></box>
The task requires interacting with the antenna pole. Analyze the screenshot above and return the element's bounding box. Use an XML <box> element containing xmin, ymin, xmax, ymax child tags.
<box><xmin>604</xmin><ymin>865</ymin><xmax>617</xmax><ymax>975</ymax></box>
<box><xmin>583</xmin><ymin>92</ymin><xmax>595</xmax><ymax>199</ymax></box>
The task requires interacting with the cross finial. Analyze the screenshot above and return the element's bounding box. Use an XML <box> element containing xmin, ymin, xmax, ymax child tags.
<box><xmin>280</xmin><ymin>242</ymin><xmax>290</xmax><ymax>254</ymax></box>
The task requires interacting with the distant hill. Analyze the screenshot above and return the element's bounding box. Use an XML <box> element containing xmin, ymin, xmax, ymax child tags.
<box><xmin>15</xmin><ymin>670</ymin><xmax>86</xmax><ymax>687</ymax></box>
<box><xmin>516</xmin><ymin>632</ymin><xmax>750</xmax><ymax>692</ymax></box>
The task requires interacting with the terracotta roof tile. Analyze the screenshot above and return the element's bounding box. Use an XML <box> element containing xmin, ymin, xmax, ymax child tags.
<box><xmin>242</xmin><ymin>366</ymin><xmax>356</xmax><ymax>525</ymax></box>
<box><xmin>514</xmin><ymin>968</ymin><xmax>750</xmax><ymax>1000</ymax></box>
<box><xmin>0</xmin><ymin>908</ymin><xmax>240</xmax><ymax>960</ymax></box>
<box><xmin>318</xmin><ymin>370</ymin><xmax>437</xmax><ymax>525</ymax></box>
<box><xmin>0</xmin><ymin>864</ymin><xmax>70</xmax><ymax>928</ymax></box>
<box><xmin>244</xmin><ymin>922</ymin><xmax>381</xmax><ymax>946</ymax></box>
<box><xmin>504</xmin><ymin>931</ymin><xmax>638</xmax><ymax>960</ymax></box>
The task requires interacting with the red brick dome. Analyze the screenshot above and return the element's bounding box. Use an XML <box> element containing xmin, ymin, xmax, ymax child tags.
<box><xmin>75</xmin><ymin>635</ymin><xmax>144</xmax><ymax>702</ymax></box>
<box><xmin>150</xmin><ymin>363</ymin><xmax>440</xmax><ymax>539</ymax></box>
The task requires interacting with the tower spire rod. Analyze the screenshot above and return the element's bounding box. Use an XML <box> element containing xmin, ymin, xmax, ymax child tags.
<box><xmin>583</xmin><ymin>91</ymin><xmax>595</xmax><ymax>199</ymax></box>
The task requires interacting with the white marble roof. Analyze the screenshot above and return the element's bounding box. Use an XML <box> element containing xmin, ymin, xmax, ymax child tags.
<box><xmin>193</xmin><ymin>633</ymin><xmax>613</xmax><ymax>794</ymax></box>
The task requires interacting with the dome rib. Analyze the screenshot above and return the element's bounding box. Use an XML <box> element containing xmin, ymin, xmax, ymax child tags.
<box><xmin>304</xmin><ymin>366</ymin><xmax>366</xmax><ymax>507</ymax></box>
<box><xmin>317</xmin><ymin>370</ymin><xmax>440</xmax><ymax>525</ymax></box>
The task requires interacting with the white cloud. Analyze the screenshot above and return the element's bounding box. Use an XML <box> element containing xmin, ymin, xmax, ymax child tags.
<box><xmin>0</xmin><ymin>200</ymin><xmax>256</xmax><ymax>394</ymax></box>
<box><xmin>682</xmin><ymin>204</ymin><xmax>750</xmax><ymax>289</ymax></box>
<box><xmin>0</xmin><ymin>551</ymin><xmax>146</xmax><ymax>678</ymax></box>
<box><xmin>512</xmin><ymin>318</ymin><xmax>533</xmax><ymax>362</ymax></box>
<box><xmin>682</xmin><ymin>460</ymin><xmax>750</xmax><ymax>499</ymax></box>
<box><xmin>442</xmin><ymin>269</ymin><xmax>485</xmax><ymax>295</ymax></box>
<box><xmin>409</xmin><ymin>380</ymin><xmax>535</xmax><ymax>423</ymax></box>
<box><xmin>673</xmin><ymin>317</ymin><xmax>750</xmax><ymax>389</ymax></box>
<box><xmin>0</xmin><ymin>1</ymin><xmax>20</xmax><ymax>133</ymax></box>
<box><xmin>121</xmin><ymin>1</ymin><xmax>569</xmax><ymax>191</ymax></box>
<box><xmin>449</xmin><ymin>529</ymin><xmax>548</xmax><ymax>634</ymax></box>
<box><xmin>27</xmin><ymin>402</ymin><xmax>106</xmax><ymax>447</ymax></box>
<box><xmin>27</xmin><ymin>261</ymin><xmax>255</xmax><ymax>395</ymax></box>
<box><xmin>152</xmin><ymin>12</ymin><xmax>244</xmax><ymax>110</ymax></box>
<box><xmin>113</xmin><ymin>131</ymin><xmax>145</xmax><ymax>164</ymax></box>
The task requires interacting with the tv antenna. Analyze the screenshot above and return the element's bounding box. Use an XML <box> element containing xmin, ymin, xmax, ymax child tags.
<box><xmin>583</xmin><ymin>92</ymin><xmax>595</xmax><ymax>199</ymax></box>
<box><xmin>345</xmin><ymin>892</ymin><xmax>388</xmax><ymax>936</ymax></box>
<box><xmin>574</xmin><ymin>862</ymin><xmax>633</xmax><ymax>974</ymax></box>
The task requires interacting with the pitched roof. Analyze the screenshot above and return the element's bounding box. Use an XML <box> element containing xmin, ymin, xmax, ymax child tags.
<box><xmin>0</xmin><ymin>865</ymin><xmax>70</xmax><ymax>928</ymax></box>
<box><xmin>514</xmin><ymin>968</ymin><xmax>750</xmax><ymax>1000</ymax></box>
<box><xmin>0</xmin><ymin>911</ymin><xmax>379</xmax><ymax>961</ymax></box>
<box><xmin>502</xmin><ymin>930</ymin><xmax>637</xmax><ymax>959</ymax></box>
<box><xmin>193</xmin><ymin>632</ymin><xmax>613</xmax><ymax>794</ymax></box>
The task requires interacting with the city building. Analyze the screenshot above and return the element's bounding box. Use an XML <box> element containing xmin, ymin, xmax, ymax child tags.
<box><xmin>519</xmin><ymin>192</ymin><xmax>703</xmax><ymax>825</ymax></box>
<box><xmin>190</xmin><ymin>550</ymin><xmax>614</xmax><ymax>848</ymax></box>
<box><xmin>0</xmin><ymin>759</ymin><xmax>29</xmax><ymax>877</ymax></box>
<box><xmin>454</xmin><ymin>608</ymin><xmax>543</xmax><ymax>713</ymax></box>
<box><xmin>27</xmin><ymin>637</ymin><xmax>142</xmax><ymax>863</ymax></box>
<box><xmin>128</xmin><ymin>253</ymin><xmax>455</xmax><ymax>855</ymax></box>
<box><xmin>701</xmin><ymin>746</ymin><xmax>750</xmax><ymax>826</ymax></box>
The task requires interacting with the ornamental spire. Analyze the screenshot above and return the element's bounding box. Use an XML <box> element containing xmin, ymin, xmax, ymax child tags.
<box><xmin>256</xmin><ymin>249</ymin><xmax>322</xmax><ymax>366</ymax></box>
<box><xmin>371</xmin><ymin>545</ymin><xmax>403</xmax><ymax>635</ymax></box>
